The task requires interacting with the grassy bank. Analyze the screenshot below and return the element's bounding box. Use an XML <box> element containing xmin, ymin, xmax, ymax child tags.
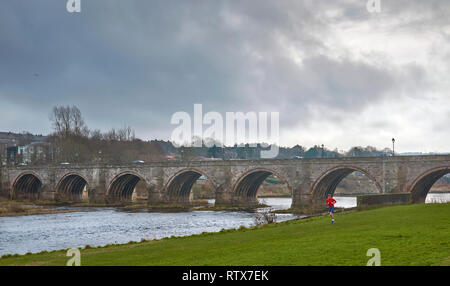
<box><xmin>0</xmin><ymin>203</ymin><xmax>449</xmax><ymax>266</ymax></box>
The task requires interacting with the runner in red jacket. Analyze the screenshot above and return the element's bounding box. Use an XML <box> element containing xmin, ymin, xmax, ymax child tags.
<box><xmin>326</xmin><ymin>194</ymin><xmax>336</xmax><ymax>224</ymax></box>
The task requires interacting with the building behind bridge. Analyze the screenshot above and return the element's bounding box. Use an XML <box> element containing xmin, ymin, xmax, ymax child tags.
<box><xmin>0</xmin><ymin>132</ymin><xmax>48</xmax><ymax>166</ymax></box>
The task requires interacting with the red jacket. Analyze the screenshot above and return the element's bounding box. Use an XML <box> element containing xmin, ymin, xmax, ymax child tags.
<box><xmin>326</xmin><ymin>198</ymin><xmax>336</xmax><ymax>207</ymax></box>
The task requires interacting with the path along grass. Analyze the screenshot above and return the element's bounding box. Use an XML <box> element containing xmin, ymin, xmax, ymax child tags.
<box><xmin>1</xmin><ymin>203</ymin><xmax>449</xmax><ymax>266</ymax></box>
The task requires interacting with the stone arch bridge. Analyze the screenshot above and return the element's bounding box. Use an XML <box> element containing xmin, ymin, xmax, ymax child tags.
<box><xmin>1</xmin><ymin>155</ymin><xmax>449</xmax><ymax>210</ymax></box>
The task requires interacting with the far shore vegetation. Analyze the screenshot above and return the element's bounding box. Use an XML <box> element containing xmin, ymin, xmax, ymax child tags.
<box><xmin>0</xmin><ymin>197</ymin><xmax>90</xmax><ymax>217</ymax></box>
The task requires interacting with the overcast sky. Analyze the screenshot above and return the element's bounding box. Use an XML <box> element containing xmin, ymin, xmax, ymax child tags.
<box><xmin>1</xmin><ymin>0</ymin><xmax>449</xmax><ymax>153</ymax></box>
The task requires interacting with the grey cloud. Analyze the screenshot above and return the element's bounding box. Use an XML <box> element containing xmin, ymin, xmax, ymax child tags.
<box><xmin>0</xmin><ymin>0</ymin><xmax>448</xmax><ymax>148</ymax></box>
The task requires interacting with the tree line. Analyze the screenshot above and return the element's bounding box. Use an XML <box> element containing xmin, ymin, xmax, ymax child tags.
<box><xmin>45</xmin><ymin>105</ymin><xmax>166</xmax><ymax>164</ymax></box>
<box><xmin>9</xmin><ymin>105</ymin><xmax>395</xmax><ymax>165</ymax></box>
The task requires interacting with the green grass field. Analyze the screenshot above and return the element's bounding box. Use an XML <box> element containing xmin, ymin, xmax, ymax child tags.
<box><xmin>1</xmin><ymin>203</ymin><xmax>449</xmax><ymax>266</ymax></box>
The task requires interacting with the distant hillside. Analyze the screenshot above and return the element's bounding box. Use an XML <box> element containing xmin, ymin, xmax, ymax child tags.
<box><xmin>0</xmin><ymin>131</ymin><xmax>47</xmax><ymax>145</ymax></box>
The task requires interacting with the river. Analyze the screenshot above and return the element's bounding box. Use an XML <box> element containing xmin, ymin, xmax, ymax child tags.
<box><xmin>0</xmin><ymin>194</ymin><xmax>448</xmax><ymax>256</ymax></box>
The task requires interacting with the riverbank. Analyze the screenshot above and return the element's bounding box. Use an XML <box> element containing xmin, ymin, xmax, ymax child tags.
<box><xmin>0</xmin><ymin>197</ymin><xmax>272</xmax><ymax>216</ymax></box>
<box><xmin>1</xmin><ymin>203</ymin><xmax>448</xmax><ymax>266</ymax></box>
<box><xmin>0</xmin><ymin>197</ymin><xmax>90</xmax><ymax>217</ymax></box>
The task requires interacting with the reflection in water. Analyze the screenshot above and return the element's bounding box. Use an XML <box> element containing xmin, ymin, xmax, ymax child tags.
<box><xmin>0</xmin><ymin>194</ymin><xmax>448</xmax><ymax>256</ymax></box>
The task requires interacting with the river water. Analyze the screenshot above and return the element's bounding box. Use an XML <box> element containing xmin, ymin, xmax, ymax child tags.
<box><xmin>0</xmin><ymin>195</ymin><xmax>448</xmax><ymax>256</ymax></box>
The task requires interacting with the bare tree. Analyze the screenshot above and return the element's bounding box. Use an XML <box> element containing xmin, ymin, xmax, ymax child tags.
<box><xmin>71</xmin><ymin>106</ymin><xmax>88</xmax><ymax>136</ymax></box>
<box><xmin>49</xmin><ymin>105</ymin><xmax>88</xmax><ymax>137</ymax></box>
<box><xmin>46</xmin><ymin>105</ymin><xmax>166</xmax><ymax>164</ymax></box>
<box><xmin>104</xmin><ymin>126</ymin><xmax>135</xmax><ymax>141</ymax></box>
<box><xmin>50</xmin><ymin>106</ymin><xmax>70</xmax><ymax>136</ymax></box>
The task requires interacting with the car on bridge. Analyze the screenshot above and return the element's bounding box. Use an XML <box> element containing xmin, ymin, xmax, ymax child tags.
<box><xmin>376</xmin><ymin>153</ymin><xmax>393</xmax><ymax>157</ymax></box>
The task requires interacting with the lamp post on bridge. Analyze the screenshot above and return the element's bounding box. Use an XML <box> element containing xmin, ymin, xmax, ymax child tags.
<box><xmin>392</xmin><ymin>138</ymin><xmax>395</xmax><ymax>156</ymax></box>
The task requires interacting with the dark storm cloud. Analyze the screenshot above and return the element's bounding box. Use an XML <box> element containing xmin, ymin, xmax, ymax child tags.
<box><xmin>0</xmin><ymin>0</ymin><xmax>447</xmax><ymax>144</ymax></box>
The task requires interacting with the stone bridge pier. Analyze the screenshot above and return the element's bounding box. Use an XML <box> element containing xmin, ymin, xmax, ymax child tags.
<box><xmin>1</xmin><ymin>155</ymin><xmax>449</xmax><ymax>211</ymax></box>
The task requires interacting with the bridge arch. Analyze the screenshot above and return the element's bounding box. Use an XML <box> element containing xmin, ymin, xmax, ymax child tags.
<box><xmin>107</xmin><ymin>171</ymin><xmax>149</xmax><ymax>203</ymax></box>
<box><xmin>312</xmin><ymin>165</ymin><xmax>382</xmax><ymax>199</ymax></box>
<box><xmin>409</xmin><ymin>166</ymin><xmax>450</xmax><ymax>203</ymax></box>
<box><xmin>165</xmin><ymin>168</ymin><xmax>216</xmax><ymax>204</ymax></box>
<box><xmin>232</xmin><ymin>168</ymin><xmax>291</xmax><ymax>206</ymax></box>
<box><xmin>11</xmin><ymin>172</ymin><xmax>43</xmax><ymax>200</ymax></box>
<box><xmin>56</xmin><ymin>173</ymin><xmax>88</xmax><ymax>202</ymax></box>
